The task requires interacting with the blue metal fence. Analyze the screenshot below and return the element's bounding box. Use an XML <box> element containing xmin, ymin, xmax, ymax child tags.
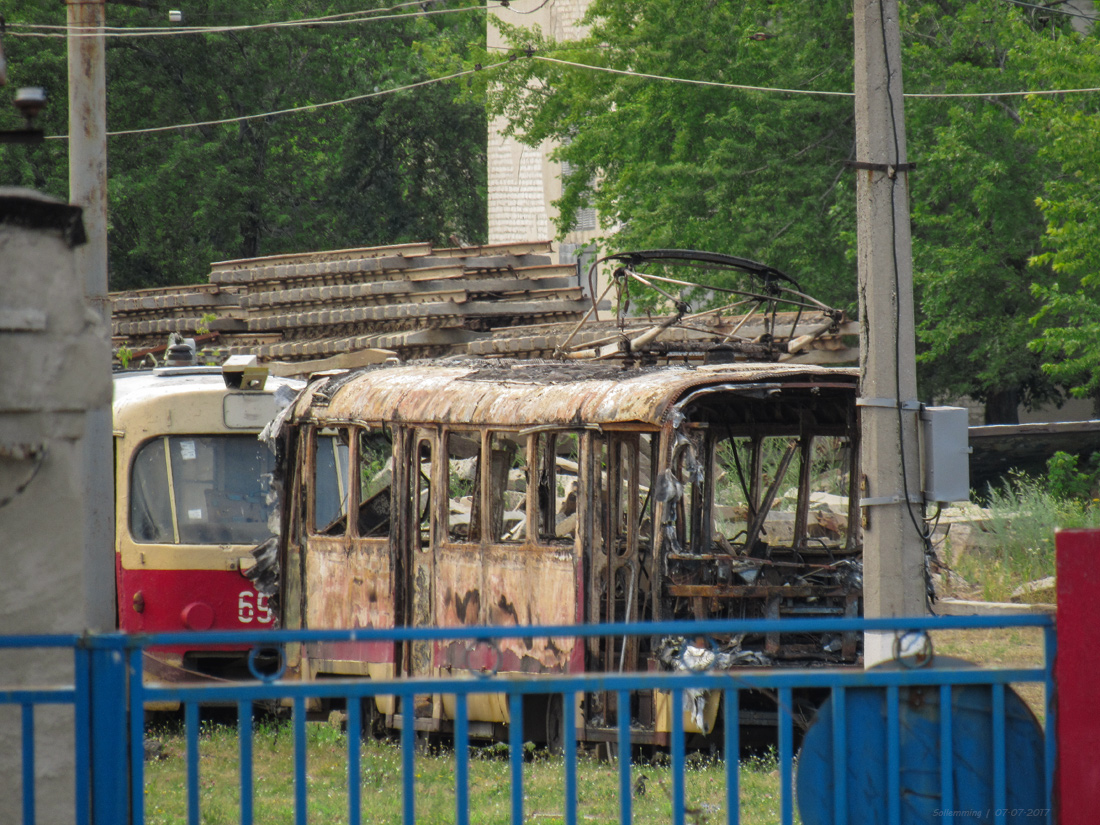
<box><xmin>1</xmin><ymin>614</ymin><xmax>1056</xmax><ymax>825</ymax></box>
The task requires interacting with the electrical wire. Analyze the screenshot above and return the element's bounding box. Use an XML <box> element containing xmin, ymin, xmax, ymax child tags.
<box><xmin>534</xmin><ymin>55</ymin><xmax>1100</xmax><ymax>99</ymax></box>
<box><xmin>874</xmin><ymin>0</ymin><xmax>929</xmax><ymax>541</ymax></box>
<box><xmin>534</xmin><ymin>55</ymin><xmax>855</xmax><ymax>98</ymax></box>
<box><xmin>1001</xmin><ymin>0</ymin><xmax>1100</xmax><ymax>21</ymax></box>
<box><xmin>43</xmin><ymin>61</ymin><xmax>507</xmax><ymax>140</ymax></box>
<box><xmin>493</xmin><ymin>0</ymin><xmax>554</xmax><ymax>13</ymax></box>
<box><xmin>14</xmin><ymin>19</ymin><xmax>1100</xmax><ymax>99</ymax></box>
<box><xmin>9</xmin><ymin>1</ymin><xmax>427</xmax><ymax>31</ymax></box>
<box><xmin>8</xmin><ymin>2</ymin><xmax>488</xmax><ymax>39</ymax></box>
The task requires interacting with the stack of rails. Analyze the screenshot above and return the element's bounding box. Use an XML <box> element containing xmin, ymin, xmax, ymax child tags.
<box><xmin>110</xmin><ymin>282</ymin><xmax>249</xmax><ymax>355</ymax></box>
<box><xmin>110</xmin><ymin>240</ymin><xmax>858</xmax><ymax>365</ymax></box>
<box><xmin>110</xmin><ymin>241</ymin><xmax>592</xmax><ymax>362</ymax></box>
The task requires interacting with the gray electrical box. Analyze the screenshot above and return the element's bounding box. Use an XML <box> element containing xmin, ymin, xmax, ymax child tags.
<box><xmin>921</xmin><ymin>406</ymin><xmax>970</xmax><ymax>503</ymax></box>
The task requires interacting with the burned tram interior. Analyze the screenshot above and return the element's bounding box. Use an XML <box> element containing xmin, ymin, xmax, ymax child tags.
<box><xmin>265</xmin><ymin>251</ymin><xmax>864</xmax><ymax>744</ymax></box>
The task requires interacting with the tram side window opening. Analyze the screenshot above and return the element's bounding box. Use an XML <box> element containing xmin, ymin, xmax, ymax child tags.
<box><xmin>446</xmin><ymin>428</ymin><xmax>582</xmax><ymax>546</ymax></box>
<box><xmin>356</xmin><ymin>427</ymin><xmax>393</xmax><ymax>538</ymax></box>
<box><xmin>415</xmin><ymin>436</ymin><xmax>433</xmax><ymax>550</ymax></box>
<box><xmin>535</xmin><ymin>431</ymin><xmax>581</xmax><ymax>544</ymax></box>
<box><xmin>312</xmin><ymin>429</ymin><xmax>350</xmax><ymax>536</ymax></box>
<box><xmin>310</xmin><ymin>427</ymin><xmax>393</xmax><ymax>538</ymax></box>
<box><xmin>489</xmin><ymin>432</ymin><xmax>529</xmax><ymax>543</ymax></box>
<box><xmin>711</xmin><ymin>434</ymin><xmax>853</xmax><ymax>554</ymax></box>
<box><xmin>446</xmin><ymin>430</ymin><xmax>482</xmax><ymax>543</ymax></box>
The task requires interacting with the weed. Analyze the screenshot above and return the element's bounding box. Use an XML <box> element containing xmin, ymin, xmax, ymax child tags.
<box><xmin>1046</xmin><ymin>450</ymin><xmax>1100</xmax><ymax>502</ymax></box>
<box><xmin>959</xmin><ymin>471</ymin><xmax>1100</xmax><ymax>601</ymax></box>
<box><xmin>195</xmin><ymin>313</ymin><xmax>217</xmax><ymax>335</ymax></box>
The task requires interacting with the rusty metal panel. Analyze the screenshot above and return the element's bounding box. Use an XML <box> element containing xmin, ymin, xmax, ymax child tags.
<box><xmin>483</xmin><ymin>544</ymin><xmax>578</xmax><ymax>672</ymax></box>
<box><xmin>433</xmin><ymin>543</ymin><xmax>577</xmax><ymax>673</ymax></box>
<box><xmin>304</xmin><ymin>538</ymin><xmax>396</xmax><ymax>665</ymax></box>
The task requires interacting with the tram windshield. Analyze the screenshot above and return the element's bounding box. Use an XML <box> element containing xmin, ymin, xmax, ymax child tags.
<box><xmin>129</xmin><ymin>435</ymin><xmax>278</xmax><ymax>546</ymax></box>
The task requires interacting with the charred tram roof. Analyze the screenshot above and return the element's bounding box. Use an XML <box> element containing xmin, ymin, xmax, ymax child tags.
<box><xmin>293</xmin><ymin>358</ymin><xmax>858</xmax><ymax>429</ymax></box>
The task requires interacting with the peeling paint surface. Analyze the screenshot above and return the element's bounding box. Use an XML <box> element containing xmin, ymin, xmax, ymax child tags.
<box><xmin>432</xmin><ymin>542</ymin><xmax>578</xmax><ymax>673</ymax></box>
<box><xmin>306</xmin><ymin>537</ymin><xmax>395</xmax><ymax>664</ymax></box>
<box><xmin>295</xmin><ymin>361</ymin><xmax>857</xmax><ymax>429</ymax></box>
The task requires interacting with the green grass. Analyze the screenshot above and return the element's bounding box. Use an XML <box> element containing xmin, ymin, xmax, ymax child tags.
<box><xmin>143</xmin><ymin>722</ymin><xmax>791</xmax><ymax>825</ymax></box>
<box><xmin>955</xmin><ymin>473</ymin><xmax>1100</xmax><ymax>602</ymax></box>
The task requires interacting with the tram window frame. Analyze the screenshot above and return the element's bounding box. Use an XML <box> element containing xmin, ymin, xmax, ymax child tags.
<box><xmin>414</xmin><ymin>436</ymin><xmax>433</xmax><ymax>551</ymax></box>
<box><xmin>534</xmin><ymin>430</ymin><xmax>582</xmax><ymax>546</ymax></box>
<box><xmin>445</xmin><ymin>429</ymin><xmax>482</xmax><ymax>544</ymax></box>
<box><xmin>355</xmin><ymin>425</ymin><xmax>394</xmax><ymax>540</ymax></box>
<box><xmin>592</xmin><ymin>430</ymin><xmax>659</xmax><ymax>554</ymax></box>
<box><xmin>487</xmin><ymin>431</ymin><xmax>530</xmax><ymax>544</ymax></box>
<box><xmin>709</xmin><ymin>430</ymin><xmax>854</xmax><ymax>554</ymax></box>
<box><xmin>128</xmin><ymin>434</ymin><xmax>277</xmax><ymax>546</ymax></box>
<box><xmin>310</xmin><ymin>427</ymin><xmax>351</xmax><ymax>537</ymax></box>
<box><xmin>128</xmin><ymin>436</ymin><xmax>174</xmax><ymax>544</ymax></box>
<box><xmin>671</xmin><ymin>426</ymin><xmax>711</xmax><ymax>555</ymax></box>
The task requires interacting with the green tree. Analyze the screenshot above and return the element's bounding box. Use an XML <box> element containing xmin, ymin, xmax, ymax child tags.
<box><xmin>0</xmin><ymin>0</ymin><xmax>487</xmax><ymax>290</ymax></box>
<box><xmin>482</xmin><ymin>0</ymin><xmax>857</xmax><ymax>308</ymax></box>
<box><xmin>1016</xmin><ymin>19</ymin><xmax>1100</xmax><ymax>403</ymax></box>
<box><xmin>902</xmin><ymin>2</ymin><xmax>1062</xmax><ymax>423</ymax></box>
<box><xmin>483</xmin><ymin>0</ymin><xmax>1066</xmax><ymax>422</ymax></box>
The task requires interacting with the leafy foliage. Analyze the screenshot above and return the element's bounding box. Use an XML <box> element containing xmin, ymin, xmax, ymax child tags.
<box><xmin>1045</xmin><ymin>450</ymin><xmax>1100</xmax><ymax>502</ymax></box>
<box><xmin>482</xmin><ymin>0</ymin><xmax>1088</xmax><ymax>419</ymax></box>
<box><xmin>902</xmin><ymin>2</ymin><xmax>1062</xmax><ymax>420</ymax></box>
<box><xmin>0</xmin><ymin>0</ymin><xmax>487</xmax><ymax>290</ymax></box>
<box><xmin>1015</xmin><ymin>21</ymin><xmax>1100</xmax><ymax>401</ymax></box>
<box><xmin>482</xmin><ymin>0</ymin><xmax>857</xmax><ymax>309</ymax></box>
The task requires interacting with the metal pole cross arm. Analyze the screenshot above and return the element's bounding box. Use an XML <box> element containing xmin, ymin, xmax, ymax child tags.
<box><xmin>856</xmin><ymin>397</ymin><xmax>921</xmax><ymax>410</ymax></box>
<box><xmin>860</xmin><ymin>493</ymin><xmax>924</xmax><ymax>507</ymax></box>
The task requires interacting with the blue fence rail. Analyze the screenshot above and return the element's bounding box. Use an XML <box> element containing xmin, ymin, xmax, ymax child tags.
<box><xmin>1</xmin><ymin>615</ymin><xmax>1056</xmax><ymax>825</ymax></box>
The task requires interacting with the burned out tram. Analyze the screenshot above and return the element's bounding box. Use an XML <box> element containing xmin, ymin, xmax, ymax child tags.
<box><xmin>112</xmin><ymin>351</ymin><xmax>309</xmax><ymax>686</ymax></box>
<box><xmin>261</xmin><ymin>251</ymin><xmax>867</xmax><ymax>745</ymax></box>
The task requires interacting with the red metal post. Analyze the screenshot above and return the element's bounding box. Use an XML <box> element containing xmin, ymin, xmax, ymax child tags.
<box><xmin>1056</xmin><ymin>529</ymin><xmax>1100</xmax><ymax>823</ymax></box>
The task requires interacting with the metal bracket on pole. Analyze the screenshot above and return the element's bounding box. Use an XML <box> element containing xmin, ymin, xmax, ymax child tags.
<box><xmin>860</xmin><ymin>492</ymin><xmax>923</xmax><ymax>507</ymax></box>
<box><xmin>844</xmin><ymin>160</ymin><xmax>917</xmax><ymax>179</ymax></box>
<box><xmin>856</xmin><ymin>397</ymin><xmax>920</xmax><ymax>411</ymax></box>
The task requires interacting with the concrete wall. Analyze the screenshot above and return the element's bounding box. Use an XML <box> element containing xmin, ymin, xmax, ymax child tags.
<box><xmin>0</xmin><ymin>188</ymin><xmax>112</xmax><ymax>824</ymax></box>
<box><xmin>487</xmin><ymin>0</ymin><xmax>602</xmax><ymax>283</ymax></box>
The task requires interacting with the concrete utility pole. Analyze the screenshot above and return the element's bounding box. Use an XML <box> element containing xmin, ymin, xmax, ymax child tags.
<box><xmin>66</xmin><ymin>0</ymin><xmax>114</xmax><ymax>630</ymax></box>
<box><xmin>853</xmin><ymin>0</ymin><xmax>927</xmax><ymax>665</ymax></box>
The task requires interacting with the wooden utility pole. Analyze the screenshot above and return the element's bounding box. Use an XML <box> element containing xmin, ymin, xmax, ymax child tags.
<box><xmin>67</xmin><ymin>0</ymin><xmax>114</xmax><ymax>631</ymax></box>
<box><xmin>853</xmin><ymin>0</ymin><xmax>926</xmax><ymax>665</ymax></box>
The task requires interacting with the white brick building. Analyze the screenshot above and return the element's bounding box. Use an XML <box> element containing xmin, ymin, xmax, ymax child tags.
<box><xmin>487</xmin><ymin>0</ymin><xmax>600</xmax><ymax>288</ymax></box>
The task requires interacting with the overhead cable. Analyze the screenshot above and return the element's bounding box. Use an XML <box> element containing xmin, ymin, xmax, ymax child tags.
<box><xmin>44</xmin><ymin>61</ymin><xmax>506</xmax><ymax>140</ymax></box>
<box><xmin>534</xmin><ymin>55</ymin><xmax>1100</xmax><ymax>99</ymax></box>
<box><xmin>8</xmin><ymin>2</ymin><xmax>488</xmax><ymax>39</ymax></box>
<box><xmin>1001</xmin><ymin>0</ymin><xmax>1099</xmax><ymax>22</ymax></box>
<box><xmin>497</xmin><ymin>0</ymin><xmax>553</xmax><ymax>13</ymax></box>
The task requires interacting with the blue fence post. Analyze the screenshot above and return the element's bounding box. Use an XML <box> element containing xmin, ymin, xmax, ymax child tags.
<box><xmin>86</xmin><ymin>634</ymin><xmax>130</xmax><ymax>825</ymax></box>
<box><xmin>74</xmin><ymin>645</ymin><xmax>92</xmax><ymax>825</ymax></box>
